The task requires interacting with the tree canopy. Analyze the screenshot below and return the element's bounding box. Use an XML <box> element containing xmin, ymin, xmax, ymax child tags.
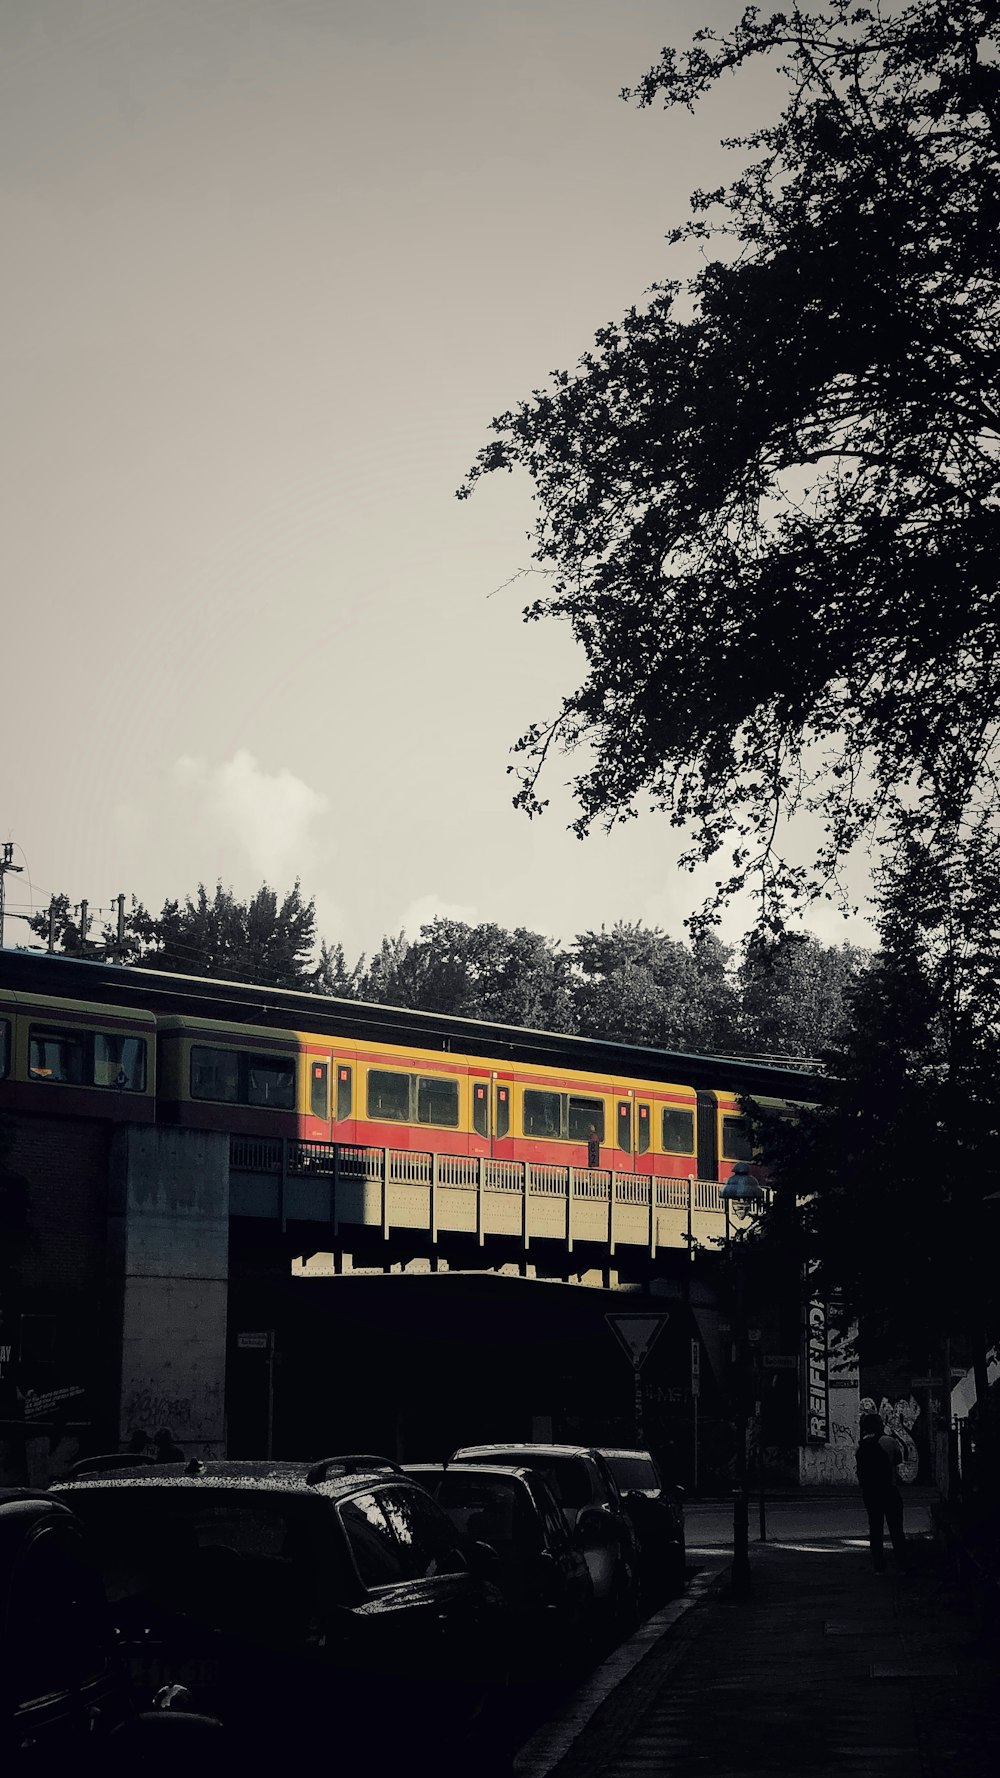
<box><xmin>21</xmin><ymin>887</ymin><xmax>865</xmax><ymax>1057</ymax></box>
<box><xmin>461</xmin><ymin>0</ymin><xmax>1000</xmax><ymax>933</ymax></box>
<box><xmin>751</xmin><ymin>822</ymin><xmax>1000</xmax><ymax>1370</ymax></box>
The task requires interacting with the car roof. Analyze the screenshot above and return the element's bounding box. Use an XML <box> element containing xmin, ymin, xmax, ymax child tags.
<box><xmin>51</xmin><ymin>1459</ymin><xmax>409</xmax><ymax>1504</ymax></box>
<box><xmin>451</xmin><ymin>1444</ymin><xmax>595</xmax><ymax>1461</ymax></box>
<box><xmin>405</xmin><ymin>1462</ymin><xmax>540</xmax><ymax>1485</ymax></box>
<box><xmin>594</xmin><ymin>1448</ymin><xmax>656</xmax><ymax>1461</ymax></box>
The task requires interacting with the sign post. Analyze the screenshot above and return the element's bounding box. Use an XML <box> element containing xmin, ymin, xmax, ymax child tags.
<box><xmin>606</xmin><ymin>1314</ymin><xmax>669</xmax><ymax>1446</ymax></box>
<box><xmin>691</xmin><ymin>1338</ymin><xmax>701</xmax><ymax>1491</ymax></box>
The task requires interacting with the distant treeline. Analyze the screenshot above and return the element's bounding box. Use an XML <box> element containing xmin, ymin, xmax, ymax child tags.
<box><xmin>28</xmin><ymin>882</ymin><xmax>869</xmax><ymax>1061</ymax></box>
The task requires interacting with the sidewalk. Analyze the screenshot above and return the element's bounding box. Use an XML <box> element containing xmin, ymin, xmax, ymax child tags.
<box><xmin>516</xmin><ymin>1509</ymin><xmax>1000</xmax><ymax>1778</ymax></box>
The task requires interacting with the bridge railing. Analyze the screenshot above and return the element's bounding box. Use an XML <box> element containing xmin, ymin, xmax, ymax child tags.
<box><xmin>228</xmin><ymin>1135</ymin><xmax>763</xmax><ymax>1253</ymax></box>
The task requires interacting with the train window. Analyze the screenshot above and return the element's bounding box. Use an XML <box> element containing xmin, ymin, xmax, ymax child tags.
<box><xmin>568</xmin><ymin>1098</ymin><xmax>604</xmax><ymax>1143</ymax></box>
<box><xmin>93</xmin><ymin>1034</ymin><xmax>147</xmax><ymax>1092</ymax></box>
<box><xmin>29</xmin><ymin>1028</ymin><xmax>86</xmax><ymax>1085</ymax></box>
<box><xmin>722</xmin><ymin>1116</ymin><xmax>753</xmax><ymax>1162</ymax></box>
<box><xmin>472</xmin><ymin>1082</ymin><xmax>489</xmax><ymax>1138</ymax></box>
<box><xmin>637</xmin><ymin>1103</ymin><xmax>651</xmax><ymax>1155</ymax></box>
<box><xmin>495</xmin><ymin>1085</ymin><xmax>510</xmax><ymax>1139</ymax></box>
<box><xmin>336</xmin><ymin>1064</ymin><xmax>353</xmax><ymax>1121</ymax></box>
<box><xmin>190</xmin><ymin>1046</ymin><xmax>240</xmax><ymax>1104</ymax></box>
<box><xmin>367</xmin><ymin>1069</ymin><xmax>410</xmax><ymax>1122</ymax></box>
<box><xmin>523</xmin><ymin>1090</ymin><xmax>561</xmax><ymax>1138</ymax></box>
<box><xmin>0</xmin><ymin>1019</ymin><xmax>9</xmax><ymax>1079</ymax></box>
<box><xmin>311</xmin><ymin>1061</ymin><xmax>329</xmax><ymax>1119</ymax></box>
<box><xmin>417</xmin><ymin>1076</ymin><xmax>459</xmax><ymax>1127</ymax></box>
<box><xmin>617</xmin><ymin>1102</ymin><xmax>632</xmax><ymax>1153</ymax></box>
<box><xmin>248</xmin><ymin>1056</ymin><xmax>296</xmax><ymax>1110</ymax></box>
<box><xmin>662</xmin><ymin>1108</ymin><xmax>695</xmax><ymax>1154</ymax></box>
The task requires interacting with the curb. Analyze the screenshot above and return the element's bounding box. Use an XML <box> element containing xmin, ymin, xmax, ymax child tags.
<box><xmin>513</xmin><ymin>1558</ymin><xmax>731</xmax><ymax>1778</ymax></box>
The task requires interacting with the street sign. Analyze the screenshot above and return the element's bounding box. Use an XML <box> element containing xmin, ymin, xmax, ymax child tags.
<box><xmin>763</xmin><ymin>1355</ymin><xmax>798</xmax><ymax>1370</ymax></box>
<box><xmin>691</xmin><ymin>1377</ymin><xmax>700</xmax><ymax>1398</ymax></box>
<box><xmin>911</xmin><ymin>1375</ymin><xmax>949</xmax><ymax>1388</ymax></box>
<box><xmin>606</xmin><ymin>1313</ymin><xmax>668</xmax><ymax>1369</ymax></box>
<box><xmin>237</xmin><ymin>1332</ymin><xmax>270</xmax><ymax>1351</ymax></box>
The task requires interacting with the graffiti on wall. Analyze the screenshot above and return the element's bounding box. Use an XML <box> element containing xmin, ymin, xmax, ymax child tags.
<box><xmin>859</xmin><ymin>1394</ymin><xmax>920</xmax><ymax>1484</ymax></box>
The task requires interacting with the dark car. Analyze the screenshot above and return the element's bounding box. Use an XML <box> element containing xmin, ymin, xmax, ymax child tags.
<box><xmin>448</xmin><ymin>1443</ymin><xmax>640</xmax><ymax>1641</ymax></box>
<box><xmin>595</xmin><ymin>1447</ymin><xmax>686</xmax><ymax>1599</ymax></box>
<box><xmin>0</xmin><ymin>1488</ymin><xmax>223</xmax><ymax>1773</ymax></box>
<box><xmin>53</xmin><ymin>1457</ymin><xmax>511</xmax><ymax>1774</ymax></box>
<box><xmin>404</xmin><ymin>1461</ymin><xmax>593</xmax><ymax>1678</ymax></box>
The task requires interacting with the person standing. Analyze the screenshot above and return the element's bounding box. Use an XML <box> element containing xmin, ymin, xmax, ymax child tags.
<box><xmin>856</xmin><ymin>1411</ymin><xmax>907</xmax><ymax>1572</ymax></box>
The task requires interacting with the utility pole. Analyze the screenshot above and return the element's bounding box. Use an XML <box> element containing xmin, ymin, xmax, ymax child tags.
<box><xmin>114</xmin><ymin>893</ymin><xmax>126</xmax><ymax>963</ymax></box>
<box><xmin>0</xmin><ymin>843</ymin><xmax>24</xmax><ymax>949</ymax></box>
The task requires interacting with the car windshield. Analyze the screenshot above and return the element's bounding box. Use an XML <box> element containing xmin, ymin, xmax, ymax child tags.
<box><xmin>62</xmin><ymin>1488</ymin><xmax>329</xmax><ymax>1637</ymax></box>
<box><xmin>604</xmin><ymin>1456</ymin><xmax>659</xmax><ymax>1491</ymax></box>
<box><xmin>503</xmin><ymin>1455</ymin><xmax>593</xmax><ymax>1509</ymax></box>
<box><xmin>434</xmin><ymin>1475</ymin><xmax>520</xmax><ymax>1554</ymax></box>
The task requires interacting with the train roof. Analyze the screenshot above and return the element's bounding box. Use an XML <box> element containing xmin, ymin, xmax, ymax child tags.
<box><xmin>0</xmin><ymin>948</ymin><xmax>828</xmax><ymax>1100</ymax></box>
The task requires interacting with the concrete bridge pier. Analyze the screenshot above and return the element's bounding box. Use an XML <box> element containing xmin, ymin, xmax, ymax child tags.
<box><xmin>109</xmin><ymin>1127</ymin><xmax>229</xmax><ymax>1459</ymax></box>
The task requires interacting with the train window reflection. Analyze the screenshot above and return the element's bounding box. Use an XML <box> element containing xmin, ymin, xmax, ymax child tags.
<box><xmin>29</xmin><ymin>1028</ymin><xmax>86</xmax><ymax>1085</ymax></box>
<box><xmin>722</xmin><ymin>1116</ymin><xmax>753</xmax><ymax>1161</ymax></box>
<box><xmin>523</xmin><ymin>1090</ymin><xmax>560</xmax><ymax>1138</ymax></box>
<box><xmin>247</xmin><ymin>1056</ymin><xmax>295</xmax><ymax>1109</ymax></box>
<box><xmin>191</xmin><ymin>1046</ymin><xmax>239</xmax><ymax>1104</ymax></box>
<box><xmin>568</xmin><ymin>1097</ymin><xmax>604</xmax><ymax>1143</ymax></box>
<box><xmin>662</xmin><ymin>1108</ymin><xmax>695</xmax><ymax>1154</ymax></box>
<box><xmin>367</xmin><ymin>1069</ymin><xmax>409</xmax><ymax>1122</ymax></box>
<box><xmin>93</xmin><ymin>1034</ymin><xmax>146</xmax><ymax>1092</ymax></box>
<box><xmin>417</xmin><ymin>1076</ymin><xmax>459</xmax><ymax>1127</ymax></box>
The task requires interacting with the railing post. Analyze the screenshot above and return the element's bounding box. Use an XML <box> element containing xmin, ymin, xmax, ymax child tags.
<box><xmin>332</xmin><ymin>1141</ymin><xmax>340</xmax><ymax>1235</ymax></box>
<box><xmin>522</xmin><ymin>1160</ymin><xmax>530</xmax><ymax>1253</ymax></box>
<box><xmin>687</xmin><ymin>1174</ymin><xmax>694</xmax><ymax>1264</ymax></box>
<box><xmin>649</xmin><ymin>1172</ymin><xmax>656</xmax><ymax>1257</ymax></box>
<box><xmin>280</xmin><ymin>1137</ymin><xmax>288</xmax><ymax>1233</ymax></box>
<box><xmin>431</xmin><ymin>1150</ymin><xmax>439</xmax><ymax>1246</ymax></box>
<box><xmin>382</xmin><ymin>1148</ymin><xmax>391</xmax><ymax>1241</ymax></box>
<box><xmin>567</xmin><ymin>1168</ymin><xmax>575</xmax><ymax>1253</ymax></box>
<box><xmin>476</xmin><ymin>1153</ymin><xmax>484</xmax><ymax>1247</ymax></box>
<box><xmin>609</xmin><ymin>1170</ymin><xmax>616</xmax><ymax>1256</ymax></box>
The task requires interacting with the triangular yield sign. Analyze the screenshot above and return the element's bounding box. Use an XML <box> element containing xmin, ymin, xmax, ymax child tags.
<box><xmin>605</xmin><ymin>1312</ymin><xmax>669</xmax><ymax>1368</ymax></box>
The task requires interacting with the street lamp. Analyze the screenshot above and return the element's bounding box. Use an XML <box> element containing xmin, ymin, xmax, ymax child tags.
<box><xmin>721</xmin><ymin>1162</ymin><xmax>765</xmax><ymax>1596</ymax></box>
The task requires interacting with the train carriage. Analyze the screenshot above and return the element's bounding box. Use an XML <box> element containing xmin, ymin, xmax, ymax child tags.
<box><xmin>0</xmin><ymin>953</ymin><xmax>821</xmax><ymax>1180</ymax></box>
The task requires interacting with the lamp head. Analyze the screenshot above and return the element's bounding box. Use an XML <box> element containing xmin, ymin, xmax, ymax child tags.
<box><xmin>721</xmin><ymin>1161</ymin><xmax>764</xmax><ymax>1208</ymax></box>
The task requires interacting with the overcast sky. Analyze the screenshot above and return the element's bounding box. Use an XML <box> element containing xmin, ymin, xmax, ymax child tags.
<box><xmin>1</xmin><ymin>0</ymin><xmax>876</xmax><ymax>966</ymax></box>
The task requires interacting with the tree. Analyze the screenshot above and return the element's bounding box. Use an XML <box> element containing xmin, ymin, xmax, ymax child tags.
<box><xmin>355</xmin><ymin>919</ymin><xmax>579</xmax><ymax>1030</ymax></box>
<box><xmin>571</xmin><ymin>923</ymin><xmax>738</xmax><ymax>1051</ymax></box>
<box><xmin>737</xmin><ymin>932</ymin><xmax>869</xmax><ymax>1058</ymax></box>
<box><xmin>146</xmin><ymin>882</ymin><xmax>320</xmax><ymax>989</ymax></box>
<box><xmin>753</xmin><ymin>823</ymin><xmax>1000</xmax><ymax>1455</ymax></box>
<box><xmin>461</xmin><ymin>1</ymin><xmax>1000</xmax><ymax>933</ymax></box>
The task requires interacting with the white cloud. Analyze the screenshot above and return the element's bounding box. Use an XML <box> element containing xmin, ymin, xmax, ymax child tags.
<box><xmin>170</xmin><ymin>750</ymin><xmax>330</xmax><ymax>885</ymax></box>
<box><xmin>394</xmin><ymin>892</ymin><xmax>479</xmax><ymax>939</ymax></box>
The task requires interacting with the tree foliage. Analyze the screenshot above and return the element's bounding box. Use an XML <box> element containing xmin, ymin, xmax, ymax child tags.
<box><xmin>571</xmin><ymin>923</ymin><xmax>739</xmax><ymax>1051</ymax></box>
<box><xmin>461</xmin><ymin>0</ymin><xmax>1000</xmax><ymax>932</ymax></box>
<box><xmin>753</xmin><ymin>825</ymin><xmax>1000</xmax><ymax>1363</ymax></box>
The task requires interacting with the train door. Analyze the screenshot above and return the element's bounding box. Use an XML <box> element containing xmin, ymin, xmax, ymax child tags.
<box><xmin>696</xmin><ymin>1092</ymin><xmax>719</xmax><ymax>1182</ymax></box>
<box><xmin>332</xmin><ymin>1055</ymin><xmax>357</xmax><ymax>1144</ymax></box>
<box><xmin>493</xmin><ymin>1071</ymin><xmax>514</xmax><ymax>1157</ymax></box>
<box><xmin>615</xmin><ymin>1091</ymin><xmax>635</xmax><ymax>1173</ymax></box>
<box><xmin>470</xmin><ymin>1073</ymin><xmax>491</xmax><ymax>1158</ymax></box>
<box><xmin>306</xmin><ymin>1053</ymin><xmax>332</xmax><ymax>1138</ymax></box>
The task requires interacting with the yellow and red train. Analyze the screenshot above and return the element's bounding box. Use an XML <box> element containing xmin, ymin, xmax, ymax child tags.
<box><xmin>0</xmin><ymin>952</ymin><xmax>821</xmax><ymax>1180</ymax></box>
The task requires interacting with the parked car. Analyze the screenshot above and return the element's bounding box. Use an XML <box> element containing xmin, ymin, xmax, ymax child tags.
<box><xmin>448</xmin><ymin>1444</ymin><xmax>640</xmax><ymax>1640</ymax></box>
<box><xmin>405</xmin><ymin>1461</ymin><xmax>593</xmax><ymax>1678</ymax></box>
<box><xmin>53</xmin><ymin>1457</ymin><xmax>512</xmax><ymax>1774</ymax></box>
<box><xmin>0</xmin><ymin>1487</ymin><xmax>224</xmax><ymax>1773</ymax></box>
<box><xmin>595</xmin><ymin>1448</ymin><xmax>686</xmax><ymax>1599</ymax></box>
